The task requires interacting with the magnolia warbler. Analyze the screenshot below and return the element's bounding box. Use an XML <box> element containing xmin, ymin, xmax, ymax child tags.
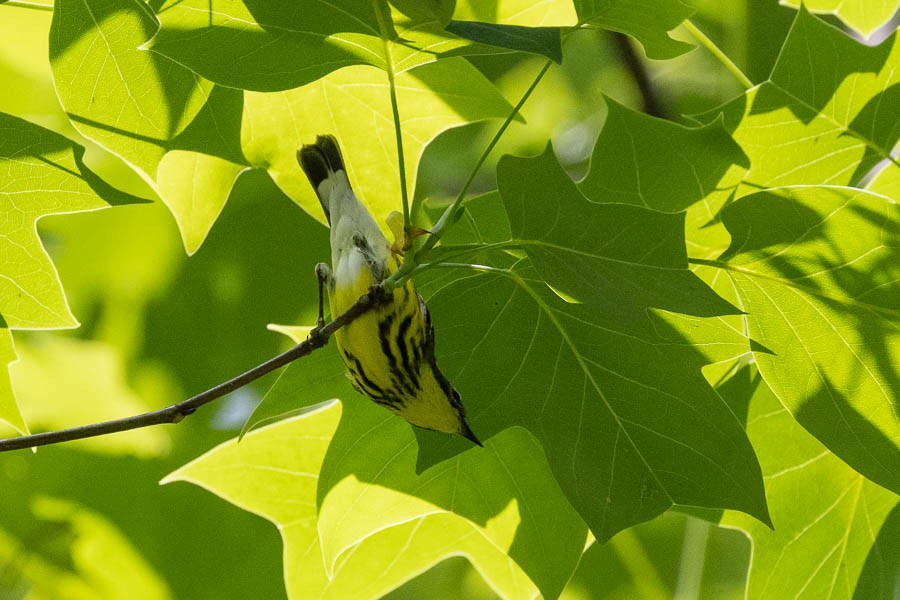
<box><xmin>297</xmin><ymin>136</ymin><xmax>481</xmax><ymax>446</ymax></box>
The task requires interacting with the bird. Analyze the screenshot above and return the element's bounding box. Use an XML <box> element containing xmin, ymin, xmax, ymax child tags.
<box><xmin>296</xmin><ymin>135</ymin><xmax>482</xmax><ymax>446</ymax></box>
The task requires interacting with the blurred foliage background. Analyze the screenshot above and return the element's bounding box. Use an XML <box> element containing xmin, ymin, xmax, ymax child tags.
<box><xmin>0</xmin><ymin>0</ymin><xmax>870</xmax><ymax>597</ymax></box>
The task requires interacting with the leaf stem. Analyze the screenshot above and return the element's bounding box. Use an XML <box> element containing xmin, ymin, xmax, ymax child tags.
<box><xmin>0</xmin><ymin>289</ymin><xmax>390</xmax><ymax>453</ymax></box>
<box><xmin>1</xmin><ymin>1</ymin><xmax>53</xmax><ymax>10</ymax></box>
<box><xmin>376</xmin><ymin>3</ymin><xmax>411</xmax><ymax>231</ymax></box>
<box><xmin>387</xmin><ymin>59</ymin><xmax>553</xmax><ymax>289</ymax></box>
<box><xmin>682</xmin><ymin>20</ymin><xmax>753</xmax><ymax>90</ymax></box>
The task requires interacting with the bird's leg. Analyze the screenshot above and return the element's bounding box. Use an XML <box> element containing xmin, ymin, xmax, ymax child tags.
<box><xmin>314</xmin><ymin>262</ymin><xmax>332</xmax><ymax>330</ymax></box>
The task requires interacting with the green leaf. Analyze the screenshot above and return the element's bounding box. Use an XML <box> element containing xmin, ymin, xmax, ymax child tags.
<box><xmin>498</xmin><ymin>143</ymin><xmax>741</xmax><ymax>319</ymax></box>
<box><xmin>574</xmin><ymin>0</ymin><xmax>695</xmax><ymax>59</ymax></box>
<box><xmin>710</xmin><ymin>8</ymin><xmax>899</xmax><ymax>197</ymax></box>
<box><xmin>50</xmin><ymin>0</ymin><xmax>249</xmax><ymax>254</ymax></box>
<box><xmin>408</xmin><ymin>180</ymin><xmax>767</xmax><ymax>542</ymax></box>
<box><xmin>317</xmin><ymin>400</ymin><xmax>587</xmax><ymax>600</ymax></box>
<box><xmin>150</xmin><ymin>0</ymin><xmax>474</xmax><ymax>92</ymax></box>
<box><xmin>0</xmin><ymin>113</ymin><xmax>124</xmax><ymax>329</ymax></box>
<box><xmin>718</xmin><ymin>186</ymin><xmax>900</xmax><ymax>494</ymax></box>
<box><xmin>166</xmin><ymin>403</ymin><xmax>586</xmax><ymax>599</ymax></box>
<box><xmin>445</xmin><ymin>21</ymin><xmax>563</xmax><ymax>62</ymax></box>
<box><xmin>452</xmin><ymin>0</ymin><xmax>577</xmax><ymax>25</ymax></box>
<box><xmin>720</xmin><ymin>368</ymin><xmax>898</xmax><ymax>600</ymax></box>
<box><xmin>0</xmin><ymin>326</ymin><xmax>27</xmax><ymax>436</ymax></box>
<box><xmin>51</xmin><ymin>0</ymin><xmax>211</xmax><ymax>180</ymax></box>
<box><xmin>150</xmin><ymin>0</ymin><xmax>380</xmax><ymax>91</ymax></box>
<box><xmin>780</xmin><ymin>0</ymin><xmax>900</xmax><ymax>40</ymax></box>
<box><xmin>580</xmin><ymin>98</ymin><xmax>748</xmax><ymax>213</ymax></box>
<box><xmin>157</xmin><ymin>153</ymin><xmax>248</xmax><ymax>255</ymax></box>
<box><xmin>0</xmin><ymin>497</ymin><xmax>172</xmax><ymax>600</ymax></box>
<box><xmin>414</xmin><ymin>259</ymin><xmax>767</xmax><ymax>542</ymax></box>
<box><xmin>10</xmin><ymin>335</ymin><xmax>170</xmax><ymax>457</ymax></box>
<box><xmin>242</xmin><ymin>58</ymin><xmax>514</xmax><ymax>228</ymax></box>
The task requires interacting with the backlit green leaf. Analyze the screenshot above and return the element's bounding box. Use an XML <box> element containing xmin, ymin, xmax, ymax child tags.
<box><xmin>50</xmin><ymin>0</ymin><xmax>249</xmax><ymax>254</ymax></box>
<box><xmin>408</xmin><ymin>165</ymin><xmax>767</xmax><ymax>542</ymax></box>
<box><xmin>0</xmin><ymin>113</ymin><xmax>123</xmax><ymax>329</ymax></box>
<box><xmin>574</xmin><ymin>0</ymin><xmax>694</xmax><ymax>59</ymax></box>
<box><xmin>150</xmin><ymin>0</ymin><xmax>472</xmax><ymax>92</ymax></box>
<box><xmin>720</xmin><ymin>367</ymin><xmax>898</xmax><ymax>600</ymax></box>
<box><xmin>719</xmin><ymin>186</ymin><xmax>900</xmax><ymax>494</ymax></box>
<box><xmin>499</xmin><ymin>143</ymin><xmax>740</xmax><ymax>319</ymax></box>
<box><xmin>166</xmin><ymin>403</ymin><xmax>585</xmax><ymax>599</ymax></box>
<box><xmin>780</xmin><ymin>0</ymin><xmax>900</xmax><ymax>40</ymax></box>
<box><xmin>712</xmin><ymin>8</ymin><xmax>899</xmax><ymax>197</ymax></box>
<box><xmin>51</xmin><ymin>0</ymin><xmax>211</xmax><ymax>181</ymax></box>
<box><xmin>452</xmin><ymin>0</ymin><xmax>577</xmax><ymax>26</ymax></box>
<box><xmin>242</xmin><ymin>58</ymin><xmax>514</xmax><ymax>228</ymax></box>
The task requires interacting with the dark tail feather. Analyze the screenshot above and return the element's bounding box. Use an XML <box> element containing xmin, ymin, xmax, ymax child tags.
<box><xmin>460</xmin><ymin>418</ymin><xmax>483</xmax><ymax>447</ymax></box>
<box><xmin>296</xmin><ymin>135</ymin><xmax>346</xmax><ymax>224</ymax></box>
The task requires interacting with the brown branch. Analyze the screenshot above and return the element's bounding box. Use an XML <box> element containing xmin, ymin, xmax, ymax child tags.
<box><xmin>0</xmin><ymin>287</ymin><xmax>389</xmax><ymax>453</ymax></box>
<box><xmin>612</xmin><ymin>32</ymin><xmax>666</xmax><ymax>119</ymax></box>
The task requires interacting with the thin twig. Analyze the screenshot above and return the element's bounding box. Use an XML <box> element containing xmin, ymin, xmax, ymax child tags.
<box><xmin>612</xmin><ymin>32</ymin><xmax>665</xmax><ymax>118</ymax></box>
<box><xmin>0</xmin><ymin>288</ymin><xmax>389</xmax><ymax>453</ymax></box>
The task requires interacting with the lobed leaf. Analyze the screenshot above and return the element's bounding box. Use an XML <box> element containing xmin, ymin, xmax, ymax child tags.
<box><xmin>51</xmin><ymin>0</ymin><xmax>248</xmax><ymax>254</ymax></box>
<box><xmin>720</xmin><ymin>367</ymin><xmax>898</xmax><ymax>600</ymax></box>
<box><xmin>580</xmin><ymin>98</ymin><xmax>748</xmax><ymax>213</ymax></box>
<box><xmin>167</xmin><ymin>403</ymin><xmax>585</xmax><ymax>599</ymax></box>
<box><xmin>719</xmin><ymin>186</ymin><xmax>900</xmax><ymax>494</ymax></box>
<box><xmin>51</xmin><ymin>0</ymin><xmax>211</xmax><ymax>180</ymax></box>
<box><xmin>0</xmin><ymin>113</ymin><xmax>126</xmax><ymax>329</ymax></box>
<box><xmin>709</xmin><ymin>8</ymin><xmax>899</xmax><ymax>197</ymax></box>
<box><xmin>779</xmin><ymin>0</ymin><xmax>900</xmax><ymax>40</ymax></box>
<box><xmin>573</xmin><ymin>0</ymin><xmax>695</xmax><ymax>59</ymax></box>
<box><xmin>150</xmin><ymin>0</ymin><xmax>475</xmax><ymax>92</ymax></box>
<box><xmin>241</xmin><ymin>58</ymin><xmax>514</xmax><ymax>229</ymax></box>
<box><xmin>499</xmin><ymin>143</ymin><xmax>741</xmax><ymax>319</ymax></box>
<box><xmin>412</xmin><ymin>165</ymin><xmax>767</xmax><ymax>542</ymax></box>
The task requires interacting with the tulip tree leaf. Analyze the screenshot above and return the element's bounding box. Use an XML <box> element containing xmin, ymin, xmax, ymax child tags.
<box><xmin>241</xmin><ymin>58</ymin><xmax>514</xmax><ymax>228</ymax></box>
<box><xmin>719</xmin><ymin>367</ymin><xmax>899</xmax><ymax>600</ymax></box>
<box><xmin>165</xmin><ymin>403</ymin><xmax>587</xmax><ymax>599</ymax></box>
<box><xmin>718</xmin><ymin>186</ymin><xmax>900</xmax><ymax>494</ymax></box>
<box><xmin>573</xmin><ymin>0</ymin><xmax>695</xmax><ymax>59</ymax></box>
<box><xmin>406</xmin><ymin>149</ymin><xmax>768</xmax><ymax>543</ymax></box>
<box><xmin>0</xmin><ymin>113</ymin><xmax>130</xmax><ymax>329</ymax></box>
<box><xmin>452</xmin><ymin>0</ymin><xmax>577</xmax><ymax>26</ymax></box>
<box><xmin>580</xmin><ymin>98</ymin><xmax>749</xmax><ymax>213</ymax></box>
<box><xmin>710</xmin><ymin>8</ymin><xmax>899</xmax><ymax>198</ymax></box>
<box><xmin>780</xmin><ymin>0</ymin><xmax>900</xmax><ymax>39</ymax></box>
<box><xmin>50</xmin><ymin>0</ymin><xmax>249</xmax><ymax>255</ymax></box>
<box><xmin>445</xmin><ymin>21</ymin><xmax>563</xmax><ymax>62</ymax></box>
<box><xmin>50</xmin><ymin>0</ymin><xmax>211</xmax><ymax>182</ymax></box>
<box><xmin>150</xmin><ymin>0</ymin><xmax>473</xmax><ymax>92</ymax></box>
